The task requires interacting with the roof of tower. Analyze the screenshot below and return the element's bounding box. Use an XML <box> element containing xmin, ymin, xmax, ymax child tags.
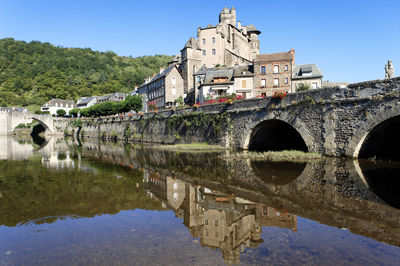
<box><xmin>222</xmin><ymin>7</ymin><xmax>229</xmax><ymax>13</ymax></box>
<box><xmin>246</xmin><ymin>24</ymin><xmax>261</xmax><ymax>35</ymax></box>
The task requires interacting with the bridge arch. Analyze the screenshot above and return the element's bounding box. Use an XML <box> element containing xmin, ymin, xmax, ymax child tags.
<box><xmin>347</xmin><ymin>107</ymin><xmax>400</xmax><ymax>160</ymax></box>
<box><xmin>242</xmin><ymin>113</ymin><xmax>315</xmax><ymax>152</ymax></box>
<box><xmin>31</xmin><ymin>116</ymin><xmax>53</xmax><ymax>134</ymax></box>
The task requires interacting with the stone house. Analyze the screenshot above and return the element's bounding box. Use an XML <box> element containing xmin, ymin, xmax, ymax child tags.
<box><xmin>179</xmin><ymin>7</ymin><xmax>261</xmax><ymax>103</ymax></box>
<box><xmin>41</xmin><ymin>99</ymin><xmax>76</xmax><ymax>115</ymax></box>
<box><xmin>232</xmin><ymin>65</ymin><xmax>254</xmax><ymax>99</ymax></box>
<box><xmin>196</xmin><ymin>65</ymin><xmax>254</xmax><ymax>102</ymax></box>
<box><xmin>137</xmin><ymin>65</ymin><xmax>184</xmax><ymax>109</ymax></box>
<box><xmin>198</xmin><ymin>68</ymin><xmax>235</xmax><ymax>101</ymax></box>
<box><xmin>253</xmin><ymin>50</ymin><xmax>295</xmax><ymax>97</ymax></box>
<box><xmin>292</xmin><ymin>64</ymin><xmax>323</xmax><ymax>91</ymax></box>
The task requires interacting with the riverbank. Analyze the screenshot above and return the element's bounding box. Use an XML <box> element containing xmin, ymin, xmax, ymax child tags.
<box><xmin>151</xmin><ymin>143</ymin><xmax>227</xmax><ymax>152</ymax></box>
<box><xmin>224</xmin><ymin>150</ymin><xmax>323</xmax><ymax>163</ymax></box>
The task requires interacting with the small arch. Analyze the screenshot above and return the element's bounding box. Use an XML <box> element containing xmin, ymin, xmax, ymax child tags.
<box><xmin>246</xmin><ymin>119</ymin><xmax>308</xmax><ymax>152</ymax></box>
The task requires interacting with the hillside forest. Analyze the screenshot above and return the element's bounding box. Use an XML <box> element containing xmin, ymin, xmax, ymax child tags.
<box><xmin>0</xmin><ymin>38</ymin><xmax>172</xmax><ymax>111</ymax></box>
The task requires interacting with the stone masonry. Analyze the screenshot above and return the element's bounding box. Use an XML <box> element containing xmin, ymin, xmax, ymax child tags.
<box><xmin>67</xmin><ymin>77</ymin><xmax>400</xmax><ymax>158</ymax></box>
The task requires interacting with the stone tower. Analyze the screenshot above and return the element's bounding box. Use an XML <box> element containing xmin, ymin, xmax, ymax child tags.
<box><xmin>179</xmin><ymin>7</ymin><xmax>261</xmax><ymax>102</ymax></box>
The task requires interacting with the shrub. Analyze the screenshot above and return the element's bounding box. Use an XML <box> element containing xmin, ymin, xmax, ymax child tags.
<box><xmin>56</xmin><ymin>109</ymin><xmax>66</xmax><ymax>117</ymax></box>
<box><xmin>69</xmin><ymin>108</ymin><xmax>79</xmax><ymax>117</ymax></box>
<box><xmin>296</xmin><ymin>83</ymin><xmax>310</xmax><ymax>91</ymax></box>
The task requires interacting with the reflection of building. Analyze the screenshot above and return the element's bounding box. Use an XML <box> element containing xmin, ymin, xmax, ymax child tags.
<box><xmin>42</xmin><ymin>151</ymin><xmax>75</xmax><ymax>170</ymax></box>
<box><xmin>144</xmin><ymin>173</ymin><xmax>297</xmax><ymax>264</ymax></box>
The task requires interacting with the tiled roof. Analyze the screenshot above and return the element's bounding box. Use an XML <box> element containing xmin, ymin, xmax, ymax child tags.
<box><xmin>233</xmin><ymin>65</ymin><xmax>254</xmax><ymax>77</ymax></box>
<box><xmin>255</xmin><ymin>52</ymin><xmax>294</xmax><ymax>62</ymax></box>
<box><xmin>203</xmin><ymin>68</ymin><xmax>234</xmax><ymax>85</ymax></box>
<box><xmin>149</xmin><ymin>65</ymin><xmax>175</xmax><ymax>82</ymax></box>
<box><xmin>42</xmin><ymin>99</ymin><xmax>75</xmax><ymax>107</ymax></box>
<box><xmin>292</xmin><ymin>64</ymin><xmax>323</xmax><ymax>80</ymax></box>
<box><xmin>77</xmin><ymin>97</ymin><xmax>96</xmax><ymax>105</ymax></box>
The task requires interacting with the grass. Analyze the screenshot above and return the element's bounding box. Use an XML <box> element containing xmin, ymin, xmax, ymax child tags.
<box><xmin>225</xmin><ymin>150</ymin><xmax>322</xmax><ymax>163</ymax></box>
<box><xmin>25</xmin><ymin>104</ymin><xmax>41</xmax><ymax>114</ymax></box>
<box><xmin>152</xmin><ymin>142</ymin><xmax>227</xmax><ymax>152</ymax></box>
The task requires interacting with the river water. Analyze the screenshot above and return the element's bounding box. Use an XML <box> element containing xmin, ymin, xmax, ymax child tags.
<box><xmin>0</xmin><ymin>137</ymin><xmax>400</xmax><ymax>265</ymax></box>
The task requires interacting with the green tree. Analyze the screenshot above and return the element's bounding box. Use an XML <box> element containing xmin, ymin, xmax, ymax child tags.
<box><xmin>56</xmin><ymin>109</ymin><xmax>66</xmax><ymax>117</ymax></box>
<box><xmin>69</xmin><ymin>108</ymin><xmax>79</xmax><ymax>117</ymax></box>
<box><xmin>120</xmin><ymin>95</ymin><xmax>143</xmax><ymax>113</ymax></box>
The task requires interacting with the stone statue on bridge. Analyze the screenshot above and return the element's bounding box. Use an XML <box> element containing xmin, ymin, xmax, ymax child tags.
<box><xmin>385</xmin><ymin>60</ymin><xmax>394</xmax><ymax>79</ymax></box>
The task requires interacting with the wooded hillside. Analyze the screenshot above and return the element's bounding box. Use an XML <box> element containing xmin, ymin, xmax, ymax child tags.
<box><xmin>0</xmin><ymin>38</ymin><xmax>172</xmax><ymax>108</ymax></box>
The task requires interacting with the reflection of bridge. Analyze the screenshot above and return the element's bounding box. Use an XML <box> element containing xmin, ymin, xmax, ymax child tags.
<box><xmin>77</xmin><ymin>141</ymin><xmax>400</xmax><ymax>249</ymax></box>
<box><xmin>0</xmin><ymin>107</ymin><xmax>56</xmax><ymax>135</ymax></box>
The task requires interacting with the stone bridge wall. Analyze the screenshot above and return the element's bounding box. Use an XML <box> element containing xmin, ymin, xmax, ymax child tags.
<box><xmin>0</xmin><ymin>107</ymin><xmax>64</xmax><ymax>136</ymax></box>
<box><xmin>67</xmin><ymin>78</ymin><xmax>400</xmax><ymax>158</ymax></box>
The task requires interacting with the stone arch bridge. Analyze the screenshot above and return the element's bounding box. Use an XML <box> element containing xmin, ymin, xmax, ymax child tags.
<box><xmin>0</xmin><ymin>108</ymin><xmax>57</xmax><ymax>135</ymax></box>
<box><xmin>76</xmin><ymin>78</ymin><xmax>400</xmax><ymax>159</ymax></box>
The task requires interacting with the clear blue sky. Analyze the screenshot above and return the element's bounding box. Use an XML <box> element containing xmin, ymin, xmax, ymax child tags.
<box><xmin>1</xmin><ymin>0</ymin><xmax>399</xmax><ymax>83</ymax></box>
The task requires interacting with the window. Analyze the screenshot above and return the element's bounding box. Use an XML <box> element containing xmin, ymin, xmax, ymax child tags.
<box><xmin>215</xmin><ymin>232</ymin><xmax>218</xmax><ymax>238</ymax></box>
<box><xmin>202</xmin><ymin>38</ymin><xmax>206</xmax><ymax>45</ymax></box>
<box><xmin>285</xmin><ymin>78</ymin><xmax>289</xmax><ymax>84</ymax></box>
<box><xmin>285</xmin><ymin>65</ymin><xmax>288</xmax><ymax>71</ymax></box>
<box><xmin>215</xmin><ymin>219</ymin><xmax>218</xmax><ymax>226</ymax></box>
<box><xmin>261</xmin><ymin>79</ymin><xmax>266</xmax><ymax>87</ymax></box>
<box><xmin>260</xmin><ymin>66</ymin><xmax>266</xmax><ymax>74</ymax></box>
<box><xmin>212</xmin><ymin>49</ymin><xmax>216</xmax><ymax>55</ymax></box>
<box><xmin>212</xmin><ymin>37</ymin><xmax>215</xmax><ymax>44</ymax></box>
<box><xmin>172</xmin><ymin>76</ymin><xmax>176</xmax><ymax>85</ymax></box>
<box><xmin>274</xmin><ymin>65</ymin><xmax>279</xmax><ymax>73</ymax></box>
<box><xmin>173</xmin><ymin>192</ymin><xmax>178</xmax><ymax>201</ymax></box>
<box><xmin>274</xmin><ymin>78</ymin><xmax>279</xmax><ymax>87</ymax></box>
<box><xmin>172</xmin><ymin>87</ymin><xmax>176</xmax><ymax>95</ymax></box>
<box><xmin>242</xmin><ymin>80</ymin><xmax>247</xmax><ymax>88</ymax></box>
<box><xmin>312</xmin><ymin>82</ymin><xmax>318</xmax><ymax>89</ymax></box>
<box><xmin>262</xmin><ymin>207</ymin><xmax>268</xmax><ymax>216</ymax></box>
<box><xmin>205</xmin><ymin>219</ymin><xmax>208</xmax><ymax>225</ymax></box>
<box><xmin>202</xmin><ymin>50</ymin><xmax>206</xmax><ymax>56</ymax></box>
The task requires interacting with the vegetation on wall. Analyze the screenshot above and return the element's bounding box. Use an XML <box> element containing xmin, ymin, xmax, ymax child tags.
<box><xmin>296</xmin><ymin>83</ymin><xmax>310</xmax><ymax>91</ymax></box>
<box><xmin>0</xmin><ymin>38</ymin><xmax>172</xmax><ymax>107</ymax></box>
<box><xmin>79</xmin><ymin>95</ymin><xmax>143</xmax><ymax>117</ymax></box>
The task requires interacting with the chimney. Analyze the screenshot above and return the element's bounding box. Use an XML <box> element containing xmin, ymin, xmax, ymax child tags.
<box><xmin>159</xmin><ymin>68</ymin><xmax>165</xmax><ymax>74</ymax></box>
<box><xmin>290</xmin><ymin>48</ymin><xmax>295</xmax><ymax>65</ymax></box>
<box><xmin>237</xmin><ymin>21</ymin><xmax>242</xmax><ymax>30</ymax></box>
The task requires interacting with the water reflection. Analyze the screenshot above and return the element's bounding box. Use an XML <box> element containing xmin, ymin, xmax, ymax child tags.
<box><xmin>358</xmin><ymin>159</ymin><xmax>400</xmax><ymax>209</ymax></box>
<box><xmin>143</xmin><ymin>175</ymin><xmax>297</xmax><ymax>264</ymax></box>
<box><xmin>250</xmin><ymin>160</ymin><xmax>305</xmax><ymax>185</ymax></box>
<box><xmin>0</xmin><ymin>137</ymin><xmax>400</xmax><ymax>264</ymax></box>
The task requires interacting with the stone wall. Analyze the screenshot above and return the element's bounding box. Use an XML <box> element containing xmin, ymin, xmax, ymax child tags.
<box><xmin>63</xmin><ymin>77</ymin><xmax>400</xmax><ymax>158</ymax></box>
